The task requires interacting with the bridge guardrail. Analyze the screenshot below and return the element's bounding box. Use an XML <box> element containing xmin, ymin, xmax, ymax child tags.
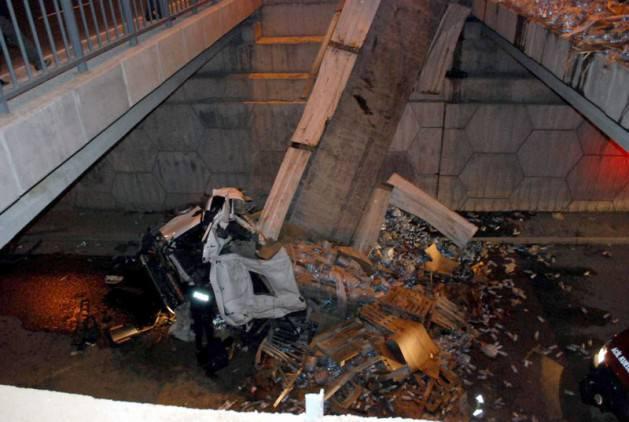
<box><xmin>0</xmin><ymin>0</ymin><xmax>217</xmax><ymax>112</ymax></box>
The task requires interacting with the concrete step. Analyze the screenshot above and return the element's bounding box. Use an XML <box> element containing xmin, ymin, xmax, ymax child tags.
<box><xmin>260</xmin><ymin>1</ymin><xmax>337</xmax><ymax>37</ymax></box>
<box><xmin>181</xmin><ymin>72</ymin><xmax>311</xmax><ymax>102</ymax></box>
<box><xmin>255</xmin><ymin>35</ymin><xmax>324</xmax><ymax>45</ymax></box>
<box><xmin>201</xmin><ymin>41</ymin><xmax>320</xmax><ymax>73</ymax></box>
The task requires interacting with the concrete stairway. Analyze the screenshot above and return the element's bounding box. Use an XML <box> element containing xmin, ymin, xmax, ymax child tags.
<box><xmin>180</xmin><ymin>0</ymin><xmax>338</xmax><ymax>202</ymax></box>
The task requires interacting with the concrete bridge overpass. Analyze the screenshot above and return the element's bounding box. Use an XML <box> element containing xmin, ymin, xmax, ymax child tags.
<box><xmin>0</xmin><ymin>0</ymin><xmax>260</xmax><ymax>248</ymax></box>
<box><xmin>0</xmin><ymin>0</ymin><xmax>627</xmax><ymax>250</ymax></box>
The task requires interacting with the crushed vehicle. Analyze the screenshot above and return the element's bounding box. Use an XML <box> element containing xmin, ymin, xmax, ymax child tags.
<box><xmin>581</xmin><ymin>328</ymin><xmax>629</xmax><ymax>421</ymax></box>
<box><xmin>139</xmin><ymin>188</ymin><xmax>306</xmax><ymax>373</ymax></box>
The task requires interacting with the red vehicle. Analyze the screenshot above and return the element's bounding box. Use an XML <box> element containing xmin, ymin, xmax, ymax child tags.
<box><xmin>581</xmin><ymin>328</ymin><xmax>629</xmax><ymax>421</ymax></box>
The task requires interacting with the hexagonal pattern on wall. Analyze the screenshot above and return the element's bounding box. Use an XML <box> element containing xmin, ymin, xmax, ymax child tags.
<box><xmin>197</xmin><ymin>129</ymin><xmax>252</xmax><ymax>173</ymax></box>
<box><xmin>567</xmin><ymin>156</ymin><xmax>629</xmax><ymax>200</ymax></box>
<box><xmin>526</xmin><ymin>105</ymin><xmax>582</xmax><ymax>130</ymax></box>
<box><xmin>465</xmin><ymin>105</ymin><xmax>533</xmax><ymax>152</ymax></box>
<box><xmin>440</xmin><ymin>129</ymin><xmax>473</xmax><ymax>175</ymax></box>
<box><xmin>113</xmin><ymin>173</ymin><xmax>166</xmax><ymax>210</ymax></box>
<box><xmin>577</xmin><ymin>121</ymin><xmax>625</xmax><ymax>156</ymax></box>
<box><xmin>108</xmin><ymin>128</ymin><xmax>158</xmax><ymax>173</ymax></box>
<box><xmin>142</xmin><ymin>104</ymin><xmax>207</xmax><ymax>152</ymax></box>
<box><xmin>407</xmin><ymin>128</ymin><xmax>442</xmax><ymax>175</ymax></box>
<box><xmin>518</xmin><ymin>130</ymin><xmax>582</xmax><ymax>177</ymax></box>
<box><xmin>379</xmin><ymin>152</ymin><xmax>415</xmax><ymax>183</ymax></box>
<box><xmin>389</xmin><ymin>104</ymin><xmax>420</xmax><ymax>152</ymax></box>
<box><xmin>153</xmin><ymin>152</ymin><xmax>210</xmax><ymax>193</ymax></box>
<box><xmin>76</xmin><ymin>158</ymin><xmax>116</xmax><ymax>192</ymax></box>
<box><xmin>459</xmin><ymin>154</ymin><xmax>524</xmax><ymax>198</ymax></box>
<box><xmin>409</xmin><ymin>102</ymin><xmax>444</xmax><ymax>128</ymax></box>
<box><xmin>437</xmin><ymin>176</ymin><xmax>467</xmax><ymax>209</ymax></box>
<box><xmin>444</xmin><ymin>104</ymin><xmax>478</xmax><ymax>129</ymax></box>
<box><xmin>510</xmin><ymin>177</ymin><xmax>571</xmax><ymax>210</ymax></box>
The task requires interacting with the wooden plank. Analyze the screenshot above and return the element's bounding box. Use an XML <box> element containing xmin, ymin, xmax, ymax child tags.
<box><xmin>351</xmin><ymin>185</ymin><xmax>392</xmax><ymax>253</ymax></box>
<box><xmin>386</xmin><ymin>173</ymin><xmax>478</xmax><ymax>248</ymax></box>
<box><xmin>309</xmin><ymin>0</ymin><xmax>344</xmax><ymax>76</ymax></box>
<box><xmin>292</xmin><ymin>47</ymin><xmax>357</xmax><ymax>146</ymax></box>
<box><xmin>417</xmin><ymin>4</ymin><xmax>470</xmax><ymax>94</ymax></box>
<box><xmin>331</xmin><ymin>0</ymin><xmax>382</xmax><ymax>49</ymax></box>
<box><xmin>258</xmin><ymin>147</ymin><xmax>312</xmax><ymax>240</ymax></box>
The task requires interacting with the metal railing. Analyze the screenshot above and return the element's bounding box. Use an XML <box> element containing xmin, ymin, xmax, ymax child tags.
<box><xmin>0</xmin><ymin>0</ymin><xmax>217</xmax><ymax>112</ymax></box>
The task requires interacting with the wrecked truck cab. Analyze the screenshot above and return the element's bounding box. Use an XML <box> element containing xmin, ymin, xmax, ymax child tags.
<box><xmin>140</xmin><ymin>188</ymin><xmax>306</xmax><ymax>348</ymax></box>
<box><xmin>580</xmin><ymin>328</ymin><xmax>629</xmax><ymax>420</ymax></box>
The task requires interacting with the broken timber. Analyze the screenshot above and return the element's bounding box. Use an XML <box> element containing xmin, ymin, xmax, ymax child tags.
<box><xmin>289</xmin><ymin>0</ymin><xmax>450</xmax><ymax>242</ymax></box>
<box><xmin>417</xmin><ymin>3</ymin><xmax>470</xmax><ymax>94</ymax></box>
<box><xmin>258</xmin><ymin>0</ymin><xmax>382</xmax><ymax>240</ymax></box>
<box><xmin>387</xmin><ymin>173</ymin><xmax>478</xmax><ymax>249</ymax></box>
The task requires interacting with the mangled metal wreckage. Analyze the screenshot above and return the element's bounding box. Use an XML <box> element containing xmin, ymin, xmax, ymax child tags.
<box><xmin>140</xmin><ymin>188</ymin><xmax>306</xmax><ymax>372</ymax></box>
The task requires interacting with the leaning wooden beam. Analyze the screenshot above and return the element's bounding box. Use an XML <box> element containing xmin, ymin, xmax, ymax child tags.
<box><xmin>257</xmin><ymin>147</ymin><xmax>311</xmax><ymax>240</ymax></box>
<box><xmin>330</xmin><ymin>0</ymin><xmax>381</xmax><ymax>48</ymax></box>
<box><xmin>387</xmin><ymin>173</ymin><xmax>478</xmax><ymax>248</ymax></box>
<box><xmin>258</xmin><ymin>0</ymin><xmax>382</xmax><ymax>240</ymax></box>
<box><xmin>303</xmin><ymin>0</ymin><xmax>346</xmax><ymax>97</ymax></box>
<box><xmin>417</xmin><ymin>3</ymin><xmax>470</xmax><ymax>94</ymax></box>
<box><xmin>352</xmin><ymin>185</ymin><xmax>392</xmax><ymax>253</ymax></box>
<box><xmin>293</xmin><ymin>0</ymin><xmax>382</xmax><ymax>147</ymax></box>
<box><xmin>292</xmin><ymin>47</ymin><xmax>357</xmax><ymax>146</ymax></box>
<box><xmin>290</xmin><ymin>0</ymin><xmax>449</xmax><ymax>243</ymax></box>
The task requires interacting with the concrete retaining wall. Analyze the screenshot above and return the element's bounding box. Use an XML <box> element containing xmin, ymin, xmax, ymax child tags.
<box><xmin>0</xmin><ymin>0</ymin><xmax>262</xmax><ymax>215</ymax></box>
<box><xmin>58</xmin><ymin>14</ymin><xmax>628</xmax><ymax>213</ymax></box>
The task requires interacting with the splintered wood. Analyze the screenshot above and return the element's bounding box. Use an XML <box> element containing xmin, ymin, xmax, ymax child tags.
<box><xmin>417</xmin><ymin>3</ymin><xmax>470</xmax><ymax>94</ymax></box>
<box><xmin>258</xmin><ymin>0</ymin><xmax>382</xmax><ymax>240</ymax></box>
<box><xmin>387</xmin><ymin>173</ymin><xmax>478</xmax><ymax>248</ymax></box>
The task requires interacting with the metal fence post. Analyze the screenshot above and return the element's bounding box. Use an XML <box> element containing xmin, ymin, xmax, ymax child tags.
<box><xmin>0</xmin><ymin>86</ymin><xmax>9</xmax><ymax>114</ymax></box>
<box><xmin>59</xmin><ymin>0</ymin><xmax>87</xmax><ymax>72</ymax></box>
<box><xmin>120</xmin><ymin>0</ymin><xmax>138</xmax><ymax>46</ymax></box>
<box><xmin>191</xmin><ymin>0</ymin><xmax>198</xmax><ymax>14</ymax></box>
<box><xmin>160</xmin><ymin>0</ymin><xmax>172</xmax><ymax>27</ymax></box>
